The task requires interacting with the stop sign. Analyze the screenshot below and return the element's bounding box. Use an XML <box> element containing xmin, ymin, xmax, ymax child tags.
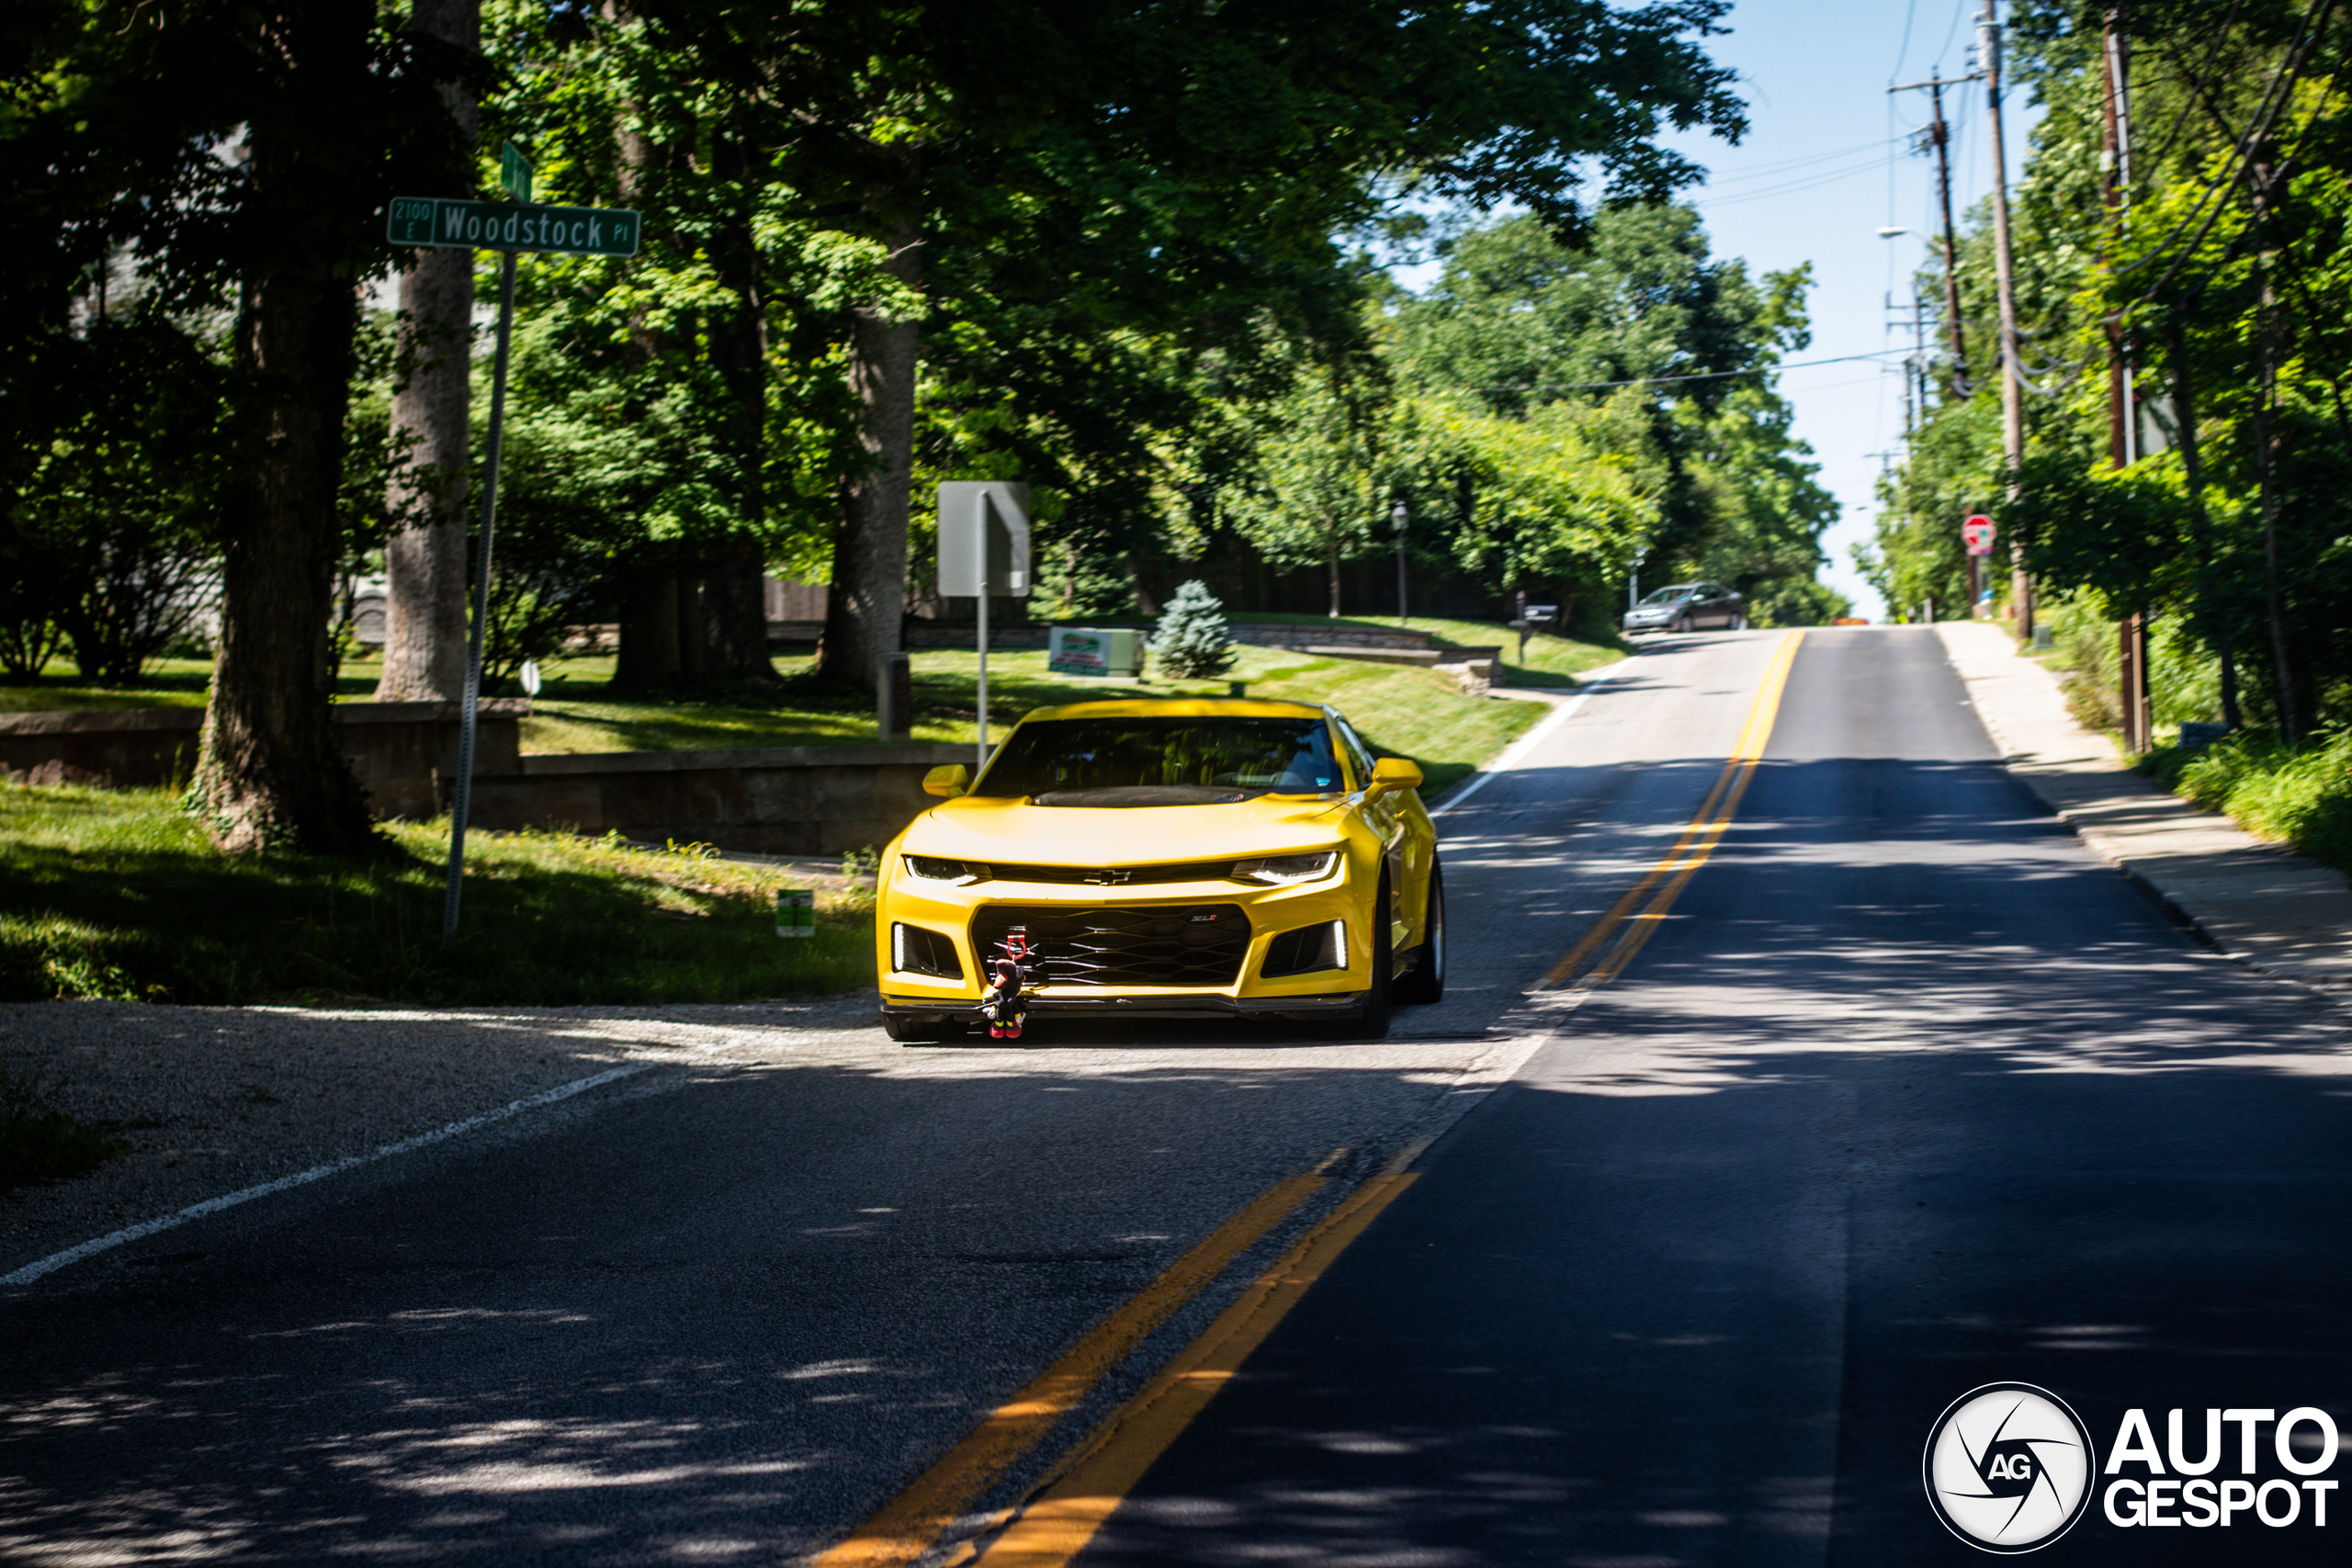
<box><xmin>1962</xmin><ymin>514</ymin><xmax>1996</xmax><ymax>556</ymax></box>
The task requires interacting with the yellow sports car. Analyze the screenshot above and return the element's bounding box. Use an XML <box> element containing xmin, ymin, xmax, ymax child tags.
<box><xmin>875</xmin><ymin>698</ymin><xmax>1444</xmax><ymax>1042</ymax></box>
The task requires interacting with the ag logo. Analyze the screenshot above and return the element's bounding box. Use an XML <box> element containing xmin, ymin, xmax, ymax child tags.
<box><xmin>1924</xmin><ymin>1383</ymin><xmax>2097</xmax><ymax>1552</ymax></box>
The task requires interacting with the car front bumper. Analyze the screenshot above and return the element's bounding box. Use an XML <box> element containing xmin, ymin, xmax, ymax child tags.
<box><xmin>878</xmin><ymin>990</ymin><xmax>1364</xmax><ymax>1024</ymax></box>
<box><xmin>876</xmin><ymin>860</ymin><xmax>1376</xmax><ymax>1013</ymax></box>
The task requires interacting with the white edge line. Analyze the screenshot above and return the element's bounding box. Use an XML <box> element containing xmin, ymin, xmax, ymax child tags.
<box><xmin>1431</xmin><ymin>661</ymin><xmax>1624</xmax><ymax>819</ymax></box>
<box><xmin>0</xmin><ymin>1063</ymin><xmax>652</xmax><ymax>1288</ymax></box>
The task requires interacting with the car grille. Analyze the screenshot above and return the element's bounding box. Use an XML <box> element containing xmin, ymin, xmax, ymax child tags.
<box><xmin>970</xmin><ymin>904</ymin><xmax>1250</xmax><ymax>987</ymax></box>
<box><xmin>976</xmin><ymin>858</ymin><xmax>1237</xmax><ymax>886</ymax></box>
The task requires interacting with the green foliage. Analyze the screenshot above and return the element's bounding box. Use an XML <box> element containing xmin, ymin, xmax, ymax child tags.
<box><xmin>1151</xmin><ymin>581</ymin><xmax>1238</xmax><ymax>679</ymax></box>
<box><xmin>1746</xmin><ymin>578</ymin><xmax>1853</xmax><ymax>628</ymax></box>
<box><xmin>1381</xmin><ymin>206</ymin><xmax>1840</xmax><ymax>615</ymax></box>
<box><xmin>2147</xmin><ymin>728</ymin><xmax>2352</xmax><ymax>875</ymax></box>
<box><xmin>1878</xmin><ymin>3</ymin><xmax>2352</xmax><ymax>743</ymax></box>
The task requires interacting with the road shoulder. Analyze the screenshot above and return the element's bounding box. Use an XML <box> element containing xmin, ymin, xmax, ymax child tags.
<box><xmin>1939</xmin><ymin>620</ymin><xmax>2352</xmax><ymax>986</ymax></box>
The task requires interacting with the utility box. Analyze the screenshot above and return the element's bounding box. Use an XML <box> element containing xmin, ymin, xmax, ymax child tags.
<box><xmin>936</xmin><ymin>482</ymin><xmax>1032</xmax><ymax>599</ymax></box>
<box><xmin>1048</xmin><ymin>626</ymin><xmax>1142</xmax><ymax>678</ymax></box>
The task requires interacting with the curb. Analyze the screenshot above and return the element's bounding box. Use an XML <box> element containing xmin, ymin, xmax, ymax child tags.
<box><xmin>1937</xmin><ymin>622</ymin><xmax>2352</xmax><ymax>994</ymax></box>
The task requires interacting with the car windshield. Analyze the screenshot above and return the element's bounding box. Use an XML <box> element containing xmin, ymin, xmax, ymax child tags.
<box><xmin>1640</xmin><ymin>586</ymin><xmax>1696</xmax><ymax>605</ymax></box>
<box><xmin>972</xmin><ymin>716</ymin><xmax>1342</xmax><ymax>807</ymax></box>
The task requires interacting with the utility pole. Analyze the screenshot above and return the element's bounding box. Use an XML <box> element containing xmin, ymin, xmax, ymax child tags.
<box><xmin>2103</xmin><ymin>3</ymin><xmax>2154</xmax><ymax>751</ymax></box>
<box><xmin>1893</xmin><ymin>73</ymin><xmax>1980</xmax><ymax>398</ymax></box>
<box><xmin>1980</xmin><ymin>0</ymin><xmax>2032</xmax><ymax>637</ymax></box>
<box><xmin>1883</xmin><ymin>295</ymin><xmax>1921</xmax><ymax>437</ymax></box>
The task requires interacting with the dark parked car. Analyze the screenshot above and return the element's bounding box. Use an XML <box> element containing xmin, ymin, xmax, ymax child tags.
<box><xmin>1622</xmin><ymin>582</ymin><xmax>1746</xmax><ymax>636</ymax></box>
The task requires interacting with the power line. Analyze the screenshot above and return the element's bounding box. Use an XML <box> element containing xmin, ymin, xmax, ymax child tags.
<box><xmin>1474</xmin><ymin>349</ymin><xmax>1910</xmax><ymax>393</ymax></box>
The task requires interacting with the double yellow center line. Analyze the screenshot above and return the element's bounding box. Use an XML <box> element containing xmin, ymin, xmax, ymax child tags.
<box><xmin>1534</xmin><ymin>627</ymin><xmax>1804</xmax><ymax>991</ymax></box>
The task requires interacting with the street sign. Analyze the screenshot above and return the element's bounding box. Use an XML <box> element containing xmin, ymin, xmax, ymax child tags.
<box><xmin>937</xmin><ymin>482</ymin><xmax>1032</xmax><ymax>598</ymax></box>
<box><xmin>1962</xmin><ymin>513</ymin><xmax>1996</xmax><ymax>556</ymax></box>
<box><xmin>501</xmin><ymin>141</ymin><xmax>534</xmax><ymax>202</ymax></box>
<box><xmin>386</xmin><ymin>196</ymin><xmax>640</xmax><ymax>256</ymax></box>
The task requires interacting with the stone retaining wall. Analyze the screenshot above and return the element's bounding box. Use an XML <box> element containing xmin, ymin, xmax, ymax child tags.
<box><xmin>469</xmin><ymin>743</ymin><xmax>973</xmax><ymax>854</ymax></box>
<box><xmin>0</xmin><ymin>701</ymin><xmax>528</xmax><ymax>819</ymax></box>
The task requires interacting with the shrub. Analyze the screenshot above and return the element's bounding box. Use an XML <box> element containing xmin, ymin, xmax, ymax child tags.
<box><xmin>1151</xmin><ymin>580</ymin><xmax>1237</xmax><ymax>679</ymax></box>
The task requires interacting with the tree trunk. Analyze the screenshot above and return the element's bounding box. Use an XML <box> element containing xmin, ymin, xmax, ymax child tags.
<box><xmin>2251</xmin><ymin>159</ymin><xmax>2304</xmax><ymax>741</ymax></box>
<box><xmin>1326</xmin><ymin>527</ymin><xmax>1341</xmax><ymax>617</ymax></box>
<box><xmin>193</xmin><ymin>0</ymin><xmax>380</xmax><ymax>856</ymax></box>
<box><xmin>699</xmin><ymin>537</ymin><xmax>773</xmax><ymax>681</ymax></box>
<box><xmin>700</xmin><ymin>133</ymin><xmax>778</xmax><ymax>684</ymax></box>
<box><xmin>613</xmin><ymin>557</ymin><xmax>684</xmax><ymax>689</ymax></box>
<box><xmin>375</xmin><ymin>0</ymin><xmax>478</xmax><ymax>702</ymax></box>
<box><xmin>816</xmin><ymin>209</ymin><xmax>922</xmax><ymax>686</ymax></box>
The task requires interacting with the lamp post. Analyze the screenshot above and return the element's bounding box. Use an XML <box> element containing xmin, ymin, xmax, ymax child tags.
<box><xmin>1628</xmin><ymin>547</ymin><xmax>1649</xmax><ymax>613</ymax></box>
<box><xmin>1391</xmin><ymin>500</ymin><xmax>1409</xmax><ymax>626</ymax></box>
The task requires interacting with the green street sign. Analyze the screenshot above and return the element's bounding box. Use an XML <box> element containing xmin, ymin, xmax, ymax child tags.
<box><xmin>501</xmin><ymin>141</ymin><xmax>533</xmax><ymax>202</ymax></box>
<box><xmin>386</xmin><ymin>196</ymin><xmax>639</xmax><ymax>256</ymax></box>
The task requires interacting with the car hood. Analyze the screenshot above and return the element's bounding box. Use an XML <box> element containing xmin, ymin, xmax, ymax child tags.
<box><xmin>903</xmin><ymin>795</ymin><xmax>1351</xmax><ymax>864</ymax></box>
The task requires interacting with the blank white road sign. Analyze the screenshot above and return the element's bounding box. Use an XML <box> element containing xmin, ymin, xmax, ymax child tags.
<box><xmin>937</xmin><ymin>482</ymin><xmax>1032</xmax><ymax>598</ymax></box>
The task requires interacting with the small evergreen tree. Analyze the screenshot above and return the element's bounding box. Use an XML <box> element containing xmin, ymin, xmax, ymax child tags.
<box><xmin>1152</xmin><ymin>580</ymin><xmax>1237</xmax><ymax>679</ymax></box>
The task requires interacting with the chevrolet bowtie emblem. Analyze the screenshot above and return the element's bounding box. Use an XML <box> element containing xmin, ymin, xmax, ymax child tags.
<box><xmin>1084</xmin><ymin>868</ymin><xmax>1132</xmax><ymax>885</ymax></box>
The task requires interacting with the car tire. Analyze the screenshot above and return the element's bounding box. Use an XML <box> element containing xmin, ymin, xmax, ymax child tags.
<box><xmin>1731</xmin><ymin>614</ymin><xmax>1747</xmax><ymax>631</ymax></box>
<box><xmin>1393</xmin><ymin>859</ymin><xmax>1445</xmax><ymax>1005</ymax></box>
<box><xmin>882</xmin><ymin>1011</ymin><xmax>959</xmax><ymax>1044</ymax></box>
<box><xmin>1674</xmin><ymin>614</ymin><xmax>1692</xmax><ymax>635</ymax></box>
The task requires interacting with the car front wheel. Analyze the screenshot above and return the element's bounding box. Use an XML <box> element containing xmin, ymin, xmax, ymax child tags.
<box><xmin>882</xmin><ymin>1010</ymin><xmax>960</xmax><ymax>1044</ymax></box>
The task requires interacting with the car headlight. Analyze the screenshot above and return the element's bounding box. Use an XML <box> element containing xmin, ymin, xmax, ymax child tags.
<box><xmin>904</xmin><ymin>854</ymin><xmax>982</xmax><ymax>886</ymax></box>
<box><xmin>1231</xmin><ymin>851</ymin><xmax>1340</xmax><ymax>886</ymax></box>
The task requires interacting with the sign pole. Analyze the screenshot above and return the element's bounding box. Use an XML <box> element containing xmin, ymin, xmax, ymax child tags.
<box><xmin>442</xmin><ymin>247</ymin><xmax>518</xmax><ymax>946</ymax></box>
<box><xmin>975</xmin><ymin>491</ymin><xmax>990</xmax><ymax>774</ymax></box>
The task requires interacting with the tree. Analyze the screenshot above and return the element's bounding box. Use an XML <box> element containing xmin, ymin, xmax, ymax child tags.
<box><xmin>375</xmin><ymin>0</ymin><xmax>481</xmax><ymax>705</ymax></box>
<box><xmin>1883</xmin><ymin>1</ymin><xmax>2352</xmax><ymax>732</ymax></box>
<box><xmin>1388</xmin><ymin>207</ymin><xmax>1838</xmax><ymax>615</ymax></box>
<box><xmin>1228</xmin><ymin>374</ymin><xmax>1385</xmax><ymax>617</ymax></box>
<box><xmin>635</xmin><ymin>0</ymin><xmax>1744</xmax><ymax>684</ymax></box>
<box><xmin>7</xmin><ymin>0</ymin><xmax>478</xmax><ymax>850</ymax></box>
<box><xmin>1151</xmin><ymin>580</ymin><xmax>1237</xmax><ymax>679</ymax></box>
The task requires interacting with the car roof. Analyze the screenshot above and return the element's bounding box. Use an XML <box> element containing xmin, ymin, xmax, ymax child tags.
<box><xmin>1016</xmin><ymin>697</ymin><xmax>1329</xmax><ymax>724</ymax></box>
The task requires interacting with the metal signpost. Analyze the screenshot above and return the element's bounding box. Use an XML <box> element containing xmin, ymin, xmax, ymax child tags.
<box><xmin>936</xmin><ymin>482</ymin><xmax>1032</xmax><ymax>772</ymax></box>
<box><xmin>390</xmin><ymin>144</ymin><xmax>642</xmax><ymax>945</ymax></box>
<box><xmin>1391</xmin><ymin>500</ymin><xmax>1409</xmax><ymax>626</ymax></box>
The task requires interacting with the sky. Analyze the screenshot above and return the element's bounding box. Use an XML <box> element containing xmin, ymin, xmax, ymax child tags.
<box><xmin>1667</xmin><ymin>0</ymin><xmax>2044</xmax><ymax>620</ymax></box>
<box><xmin>1398</xmin><ymin>0</ymin><xmax>2042</xmax><ymax>621</ymax></box>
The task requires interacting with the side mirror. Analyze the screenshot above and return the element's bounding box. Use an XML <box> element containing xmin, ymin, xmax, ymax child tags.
<box><xmin>1367</xmin><ymin>757</ymin><xmax>1423</xmax><ymax>797</ymax></box>
<box><xmin>923</xmin><ymin>763</ymin><xmax>970</xmax><ymax>798</ymax></box>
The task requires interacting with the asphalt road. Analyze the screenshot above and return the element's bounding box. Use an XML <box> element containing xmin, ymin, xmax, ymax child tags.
<box><xmin>4</xmin><ymin>628</ymin><xmax>2346</xmax><ymax>1566</ymax></box>
<box><xmin>1062</xmin><ymin>628</ymin><xmax>2352</xmax><ymax>1566</ymax></box>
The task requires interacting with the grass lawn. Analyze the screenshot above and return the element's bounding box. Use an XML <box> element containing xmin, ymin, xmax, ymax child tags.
<box><xmin>0</xmin><ymin>785</ymin><xmax>872</xmax><ymax>1006</ymax></box>
<box><xmin>0</xmin><ymin>653</ymin><xmax>419</xmax><ymax>712</ymax></box>
<box><xmin>514</xmin><ymin>639</ymin><xmax>1587</xmax><ymax>792</ymax></box>
<box><xmin>1223</xmin><ymin>611</ymin><xmax>1627</xmax><ymax>689</ymax></box>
